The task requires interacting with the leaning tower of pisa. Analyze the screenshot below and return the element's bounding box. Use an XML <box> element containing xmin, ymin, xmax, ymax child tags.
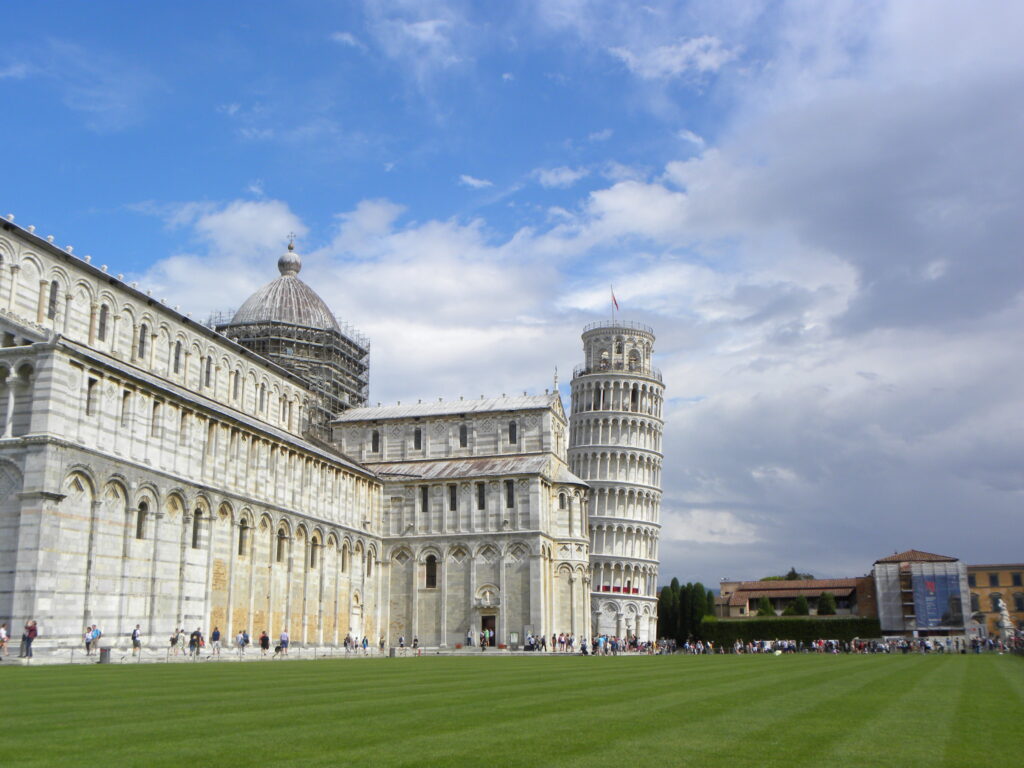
<box><xmin>568</xmin><ymin>321</ymin><xmax>664</xmax><ymax>643</ymax></box>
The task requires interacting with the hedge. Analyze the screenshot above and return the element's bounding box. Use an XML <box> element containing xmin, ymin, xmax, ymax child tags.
<box><xmin>699</xmin><ymin>616</ymin><xmax>882</xmax><ymax>645</ymax></box>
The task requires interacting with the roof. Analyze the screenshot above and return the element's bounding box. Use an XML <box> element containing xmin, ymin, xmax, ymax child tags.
<box><xmin>370</xmin><ymin>455</ymin><xmax>587</xmax><ymax>485</ymax></box>
<box><xmin>227</xmin><ymin>246</ymin><xmax>341</xmax><ymax>332</ymax></box>
<box><xmin>724</xmin><ymin>579</ymin><xmax>861</xmax><ymax>607</ymax></box>
<box><xmin>874</xmin><ymin>549</ymin><xmax>958</xmax><ymax>564</ymax></box>
<box><xmin>334</xmin><ymin>393</ymin><xmax>560</xmax><ymax>423</ymax></box>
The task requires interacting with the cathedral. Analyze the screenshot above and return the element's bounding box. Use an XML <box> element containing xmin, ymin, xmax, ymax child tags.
<box><xmin>0</xmin><ymin>215</ymin><xmax>663</xmax><ymax>651</ymax></box>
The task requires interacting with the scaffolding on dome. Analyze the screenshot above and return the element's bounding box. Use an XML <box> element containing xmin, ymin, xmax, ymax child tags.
<box><xmin>209</xmin><ymin>309</ymin><xmax>370</xmax><ymax>440</ymax></box>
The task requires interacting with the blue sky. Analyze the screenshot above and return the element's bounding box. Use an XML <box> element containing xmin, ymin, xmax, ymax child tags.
<box><xmin>3</xmin><ymin>1</ymin><xmax>1023</xmax><ymax>587</ymax></box>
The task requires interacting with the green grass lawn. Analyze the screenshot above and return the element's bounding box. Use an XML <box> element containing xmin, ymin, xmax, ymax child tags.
<box><xmin>2</xmin><ymin>653</ymin><xmax>1021</xmax><ymax>767</ymax></box>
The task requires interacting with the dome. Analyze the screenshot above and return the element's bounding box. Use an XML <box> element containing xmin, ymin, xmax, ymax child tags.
<box><xmin>228</xmin><ymin>244</ymin><xmax>341</xmax><ymax>332</ymax></box>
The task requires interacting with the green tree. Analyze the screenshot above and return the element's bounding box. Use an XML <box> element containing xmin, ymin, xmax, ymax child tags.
<box><xmin>706</xmin><ymin>590</ymin><xmax>716</xmax><ymax>617</ymax></box>
<box><xmin>757</xmin><ymin>596</ymin><xmax>775</xmax><ymax>617</ymax></box>
<box><xmin>678</xmin><ymin>584</ymin><xmax>692</xmax><ymax>640</ymax></box>
<box><xmin>788</xmin><ymin>595</ymin><xmax>810</xmax><ymax>615</ymax></box>
<box><xmin>817</xmin><ymin>592</ymin><xmax>837</xmax><ymax>615</ymax></box>
<box><xmin>690</xmin><ymin>583</ymin><xmax>707</xmax><ymax>638</ymax></box>
<box><xmin>785</xmin><ymin>567</ymin><xmax>814</xmax><ymax>581</ymax></box>
<box><xmin>657</xmin><ymin>586</ymin><xmax>677</xmax><ymax>638</ymax></box>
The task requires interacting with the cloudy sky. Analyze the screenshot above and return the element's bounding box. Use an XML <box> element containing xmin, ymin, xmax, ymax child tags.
<box><xmin>3</xmin><ymin>1</ymin><xmax>1022</xmax><ymax>586</ymax></box>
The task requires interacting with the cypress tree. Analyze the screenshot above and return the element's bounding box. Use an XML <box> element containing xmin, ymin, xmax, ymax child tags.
<box><xmin>791</xmin><ymin>595</ymin><xmax>810</xmax><ymax>615</ymax></box>
<box><xmin>678</xmin><ymin>584</ymin><xmax>692</xmax><ymax>640</ymax></box>
<box><xmin>657</xmin><ymin>587</ymin><xmax>675</xmax><ymax>638</ymax></box>
<box><xmin>690</xmin><ymin>583</ymin><xmax>707</xmax><ymax>638</ymax></box>
<box><xmin>706</xmin><ymin>590</ymin><xmax>716</xmax><ymax>616</ymax></box>
<box><xmin>757</xmin><ymin>596</ymin><xmax>775</xmax><ymax>617</ymax></box>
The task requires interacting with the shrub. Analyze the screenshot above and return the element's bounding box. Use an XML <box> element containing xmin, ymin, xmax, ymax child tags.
<box><xmin>817</xmin><ymin>592</ymin><xmax>837</xmax><ymax>615</ymax></box>
<box><xmin>757</xmin><ymin>597</ymin><xmax>776</xmax><ymax>617</ymax></box>
<box><xmin>700</xmin><ymin>616</ymin><xmax>882</xmax><ymax>646</ymax></box>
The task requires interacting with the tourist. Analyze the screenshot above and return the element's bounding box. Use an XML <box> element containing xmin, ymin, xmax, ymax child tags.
<box><xmin>260</xmin><ymin>631</ymin><xmax>270</xmax><ymax>656</ymax></box>
<box><xmin>280</xmin><ymin>629</ymin><xmax>289</xmax><ymax>655</ymax></box>
<box><xmin>131</xmin><ymin>624</ymin><xmax>142</xmax><ymax>655</ymax></box>
<box><xmin>362</xmin><ymin>636</ymin><xmax>369</xmax><ymax>655</ymax></box>
<box><xmin>379</xmin><ymin>635</ymin><xmax>385</xmax><ymax>653</ymax></box>
<box><xmin>22</xmin><ymin>620</ymin><xmax>37</xmax><ymax>658</ymax></box>
<box><xmin>236</xmin><ymin>630</ymin><xmax>246</xmax><ymax>655</ymax></box>
<box><xmin>211</xmin><ymin>626</ymin><xmax>221</xmax><ymax>656</ymax></box>
<box><xmin>0</xmin><ymin>622</ymin><xmax>8</xmax><ymax>656</ymax></box>
<box><xmin>189</xmin><ymin>627</ymin><xmax>202</xmax><ymax>657</ymax></box>
<box><xmin>170</xmin><ymin>628</ymin><xmax>180</xmax><ymax>655</ymax></box>
<box><xmin>84</xmin><ymin>626</ymin><xmax>94</xmax><ymax>656</ymax></box>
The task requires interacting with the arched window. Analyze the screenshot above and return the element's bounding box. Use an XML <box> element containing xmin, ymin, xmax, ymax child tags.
<box><xmin>238</xmin><ymin>519</ymin><xmax>249</xmax><ymax>556</ymax></box>
<box><xmin>310</xmin><ymin>539</ymin><xmax>318</xmax><ymax>569</ymax></box>
<box><xmin>191</xmin><ymin>510</ymin><xmax>202</xmax><ymax>549</ymax></box>
<box><xmin>137</xmin><ymin>323</ymin><xmax>148</xmax><ymax>360</ymax></box>
<box><xmin>413</xmin><ymin>427</ymin><xmax>422</xmax><ymax>450</ymax></box>
<box><xmin>173</xmin><ymin>341</ymin><xmax>182</xmax><ymax>373</ymax></box>
<box><xmin>425</xmin><ymin>554</ymin><xmax>438</xmax><ymax>589</ymax></box>
<box><xmin>341</xmin><ymin>546</ymin><xmax>349</xmax><ymax>573</ymax></box>
<box><xmin>614</xmin><ymin>340</ymin><xmax>623</xmax><ymax>354</ymax></box>
<box><xmin>276</xmin><ymin>529</ymin><xmax>287</xmax><ymax>563</ymax></box>
<box><xmin>97</xmin><ymin>304</ymin><xmax>109</xmax><ymax>341</ymax></box>
<box><xmin>366</xmin><ymin>553</ymin><xmax>373</xmax><ymax>577</ymax></box>
<box><xmin>628</xmin><ymin>350</ymin><xmax>640</xmax><ymax>371</ymax></box>
<box><xmin>989</xmin><ymin>593</ymin><xmax>1002</xmax><ymax>612</ymax></box>
<box><xmin>259</xmin><ymin>383</ymin><xmax>267</xmax><ymax>412</ymax></box>
<box><xmin>151</xmin><ymin>400</ymin><xmax>161</xmax><ymax>437</ymax></box>
<box><xmin>970</xmin><ymin>593</ymin><xmax>980</xmax><ymax>612</ymax></box>
<box><xmin>135</xmin><ymin>501</ymin><xmax>148</xmax><ymax>540</ymax></box>
<box><xmin>559</xmin><ymin>493</ymin><xmax>567</xmax><ymax>510</ymax></box>
<box><xmin>508</xmin><ymin>421</ymin><xmax>517</xmax><ymax>444</ymax></box>
<box><xmin>371</xmin><ymin>429</ymin><xmax>380</xmax><ymax>453</ymax></box>
<box><xmin>459</xmin><ymin>424</ymin><xmax>468</xmax><ymax>448</ymax></box>
<box><xmin>47</xmin><ymin>280</ymin><xmax>59</xmax><ymax>320</ymax></box>
<box><xmin>599</xmin><ymin>350</ymin><xmax>610</xmax><ymax>370</ymax></box>
<box><xmin>204</xmin><ymin>356</ymin><xmax>213</xmax><ymax>388</ymax></box>
<box><xmin>232</xmin><ymin>369</ymin><xmax>241</xmax><ymax>401</ymax></box>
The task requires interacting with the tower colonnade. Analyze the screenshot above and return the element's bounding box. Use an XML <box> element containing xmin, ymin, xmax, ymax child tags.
<box><xmin>568</xmin><ymin>320</ymin><xmax>664</xmax><ymax>643</ymax></box>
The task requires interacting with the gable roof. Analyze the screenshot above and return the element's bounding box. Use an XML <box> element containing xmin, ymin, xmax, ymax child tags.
<box><xmin>874</xmin><ymin>549</ymin><xmax>958</xmax><ymax>564</ymax></box>
<box><xmin>333</xmin><ymin>393</ymin><xmax>561</xmax><ymax>423</ymax></box>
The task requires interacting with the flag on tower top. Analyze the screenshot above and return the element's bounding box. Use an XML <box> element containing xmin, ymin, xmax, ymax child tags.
<box><xmin>611</xmin><ymin>286</ymin><xmax>619</xmax><ymax>312</ymax></box>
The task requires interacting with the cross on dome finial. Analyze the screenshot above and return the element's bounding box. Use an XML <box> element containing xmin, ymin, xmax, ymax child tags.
<box><xmin>278</xmin><ymin>236</ymin><xmax>302</xmax><ymax>276</ymax></box>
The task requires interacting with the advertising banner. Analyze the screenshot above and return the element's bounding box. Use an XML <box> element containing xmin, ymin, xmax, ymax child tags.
<box><xmin>912</xmin><ymin>573</ymin><xmax>963</xmax><ymax>628</ymax></box>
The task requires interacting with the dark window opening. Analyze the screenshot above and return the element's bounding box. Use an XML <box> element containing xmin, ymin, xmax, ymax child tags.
<box><xmin>97</xmin><ymin>304</ymin><xmax>109</xmax><ymax>341</ymax></box>
<box><xmin>505</xmin><ymin>479</ymin><xmax>515</xmax><ymax>508</ymax></box>
<box><xmin>448</xmin><ymin>484</ymin><xmax>457</xmax><ymax>512</ymax></box>
<box><xmin>173</xmin><ymin>341</ymin><xmax>182</xmax><ymax>374</ymax></box>
<box><xmin>135</xmin><ymin>502</ymin><xmax>148</xmax><ymax>540</ymax></box>
<box><xmin>459</xmin><ymin>424</ymin><xmax>468</xmax><ymax>448</ymax></box>
<box><xmin>238</xmin><ymin>520</ymin><xmax>249</xmax><ymax>556</ymax></box>
<box><xmin>191</xmin><ymin>511</ymin><xmax>202</xmax><ymax>549</ymax></box>
<box><xmin>277</xmin><ymin>530</ymin><xmax>287</xmax><ymax>563</ymax></box>
<box><xmin>476</xmin><ymin>482</ymin><xmax>485</xmax><ymax>510</ymax></box>
<box><xmin>989</xmin><ymin>573</ymin><xmax>1000</xmax><ymax>587</ymax></box>
<box><xmin>47</xmin><ymin>280</ymin><xmax>59</xmax><ymax>320</ymax></box>
<box><xmin>86</xmin><ymin>377</ymin><xmax>98</xmax><ymax>416</ymax></box>
<box><xmin>413</xmin><ymin>427</ymin><xmax>422</xmax><ymax>450</ymax></box>
<box><xmin>508</xmin><ymin>421</ymin><xmax>517</xmax><ymax>444</ymax></box>
<box><xmin>137</xmin><ymin>323</ymin><xmax>148</xmax><ymax>360</ymax></box>
<box><xmin>425</xmin><ymin>554</ymin><xmax>438</xmax><ymax>589</ymax></box>
<box><xmin>559</xmin><ymin>493</ymin><xmax>567</xmax><ymax>510</ymax></box>
<box><xmin>371</xmin><ymin>429</ymin><xmax>380</xmax><ymax>453</ymax></box>
<box><xmin>420</xmin><ymin>485</ymin><xmax>429</xmax><ymax>513</ymax></box>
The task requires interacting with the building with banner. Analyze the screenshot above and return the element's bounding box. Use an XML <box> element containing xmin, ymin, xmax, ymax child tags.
<box><xmin>872</xmin><ymin>550</ymin><xmax>970</xmax><ymax>636</ymax></box>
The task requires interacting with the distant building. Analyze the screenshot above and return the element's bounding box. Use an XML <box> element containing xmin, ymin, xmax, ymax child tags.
<box><xmin>873</xmin><ymin>550</ymin><xmax>970</xmax><ymax>636</ymax></box>
<box><xmin>966</xmin><ymin>564</ymin><xmax>1024</xmax><ymax>636</ymax></box>
<box><xmin>717</xmin><ymin>578</ymin><xmax>876</xmax><ymax>618</ymax></box>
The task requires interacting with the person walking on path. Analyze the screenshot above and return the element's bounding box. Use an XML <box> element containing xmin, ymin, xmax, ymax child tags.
<box><xmin>259</xmin><ymin>631</ymin><xmax>270</xmax><ymax>656</ymax></box>
<box><xmin>210</xmin><ymin>626</ymin><xmax>221</xmax><ymax>656</ymax></box>
<box><xmin>131</xmin><ymin>625</ymin><xmax>142</xmax><ymax>656</ymax></box>
<box><xmin>236</xmin><ymin>630</ymin><xmax>246</xmax><ymax>656</ymax></box>
<box><xmin>0</xmin><ymin>623</ymin><xmax>8</xmax><ymax>656</ymax></box>
<box><xmin>279</xmin><ymin>629</ymin><xmax>289</xmax><ymax>656</ymax></box>
<box><xmin>189</xmin><ymin>628</ymin><xmax>202</xmax><ymax>658</ymax></box>
<box><xmin>84</xmin><ymin>626</ymin><xmax>94</xmax><ymax>656</ymax></box>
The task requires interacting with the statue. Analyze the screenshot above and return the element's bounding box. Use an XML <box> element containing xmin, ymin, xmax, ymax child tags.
<box><xmin>997</xmin><ymin>598</ymin><xmax>1014</xmax><ymax>642</ymax></box>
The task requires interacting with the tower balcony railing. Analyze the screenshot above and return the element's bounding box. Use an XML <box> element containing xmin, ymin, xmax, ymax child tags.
<box><xmin>573</xmin><ymin>363</ymin><xmax>662</xmax><ymax>382</ymax></box>
<box><xmin>583</xmin><ymin>319</ymin><xmax>654</xmax><ymax>335</ymax></box>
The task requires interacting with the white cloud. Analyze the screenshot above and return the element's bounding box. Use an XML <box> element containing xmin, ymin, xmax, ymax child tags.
<box><xmin>662</xmin><ymin>509</ymin><xmax>760</xmax><ymax>546</ymax></box>
<box><xmin>533</xmin><ymin>166</ymin><xmax>589</xmax><ymax>188</ymax></box>
<box><xmin>609</xmin><ymin>35</ymin><xmax>736</xmax><ymax>79</ymax></box>
<box><xmin>459</xmin><ymin>174</ymin><xmax>493</xmax><ymax>189</ymax></box>
<box><xmin>330</xmin><ymin>31</ymin><xmax>366</xmax><ymax>49</ymax></box>
<box><xmin>588</xmin><ymin>128</ymin><xmax>614</xmax><ymax>142</ymax></box>
<box><xmin>677</xmin><ymin>129</ymin><xmax>704</xmax><ymax>147</ymax></box>
<box><xmin>502</xmin><ymin>72</ymin><xmax>514</xmax><ymax>82</ymax></box>
<box><xmin>0</xmin><ymin>62</ymin><xmax>31</xmax><ymax>79</ymax></box>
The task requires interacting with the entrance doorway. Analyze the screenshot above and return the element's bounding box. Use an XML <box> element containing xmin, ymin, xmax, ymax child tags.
<box><xmin>482</xmin><ymin>615</ymin><xmax>496</xmax><ymax>646</ymax></box>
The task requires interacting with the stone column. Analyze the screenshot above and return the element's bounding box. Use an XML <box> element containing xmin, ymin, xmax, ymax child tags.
<box><xmin>36</xmin><ymin>279</ymin><xmax>48</xmax><ymax>324</ymax></box>
<box><xmin>2</xmin><ymin>376</ymin><xmax>15</xmax><ymax>438</ymax></box>
<box><xmin>439</xmin><ymin>555</ymin><xmax>447</xmax><ymax>647</ymax></box>
<box><xmin>62</xmin><ymin>292</ymin><xmax>73</xmax><ymax>335</ymax></box>
<box><xmin>7</xmin><ymin>264</ymin><xmax>20</xmax><ymax>311</ymax></box>
<box><xmin>498</xmin><ymin>552</ymin><xmax>507</xmax><ymax>645</ymax></box>
<box><xmin>569</xmin><ymin>574</ymin><xmax>577</xmax><ymax>636</ymax></box>
<box><xmin>176</xmin><ymin>513</ymin><xmax>192</xmax><ymax>628</ymax></box>
<box><xmin>87</xmin><ymin>303</ymin><xmax>98</xmax><ymax>345</ymax></box>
